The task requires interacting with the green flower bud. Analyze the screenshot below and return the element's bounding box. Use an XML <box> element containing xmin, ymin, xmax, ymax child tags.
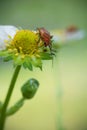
<box><xmin>21</xmin><ymin>78</ymin><xmax>39</xmax><ymax>99</ymax></box>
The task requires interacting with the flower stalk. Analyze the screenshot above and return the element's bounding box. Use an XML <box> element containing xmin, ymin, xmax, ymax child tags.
<box><xmin>0</xmin><ymin>65</ymin><xmax>21</xmax><ymax>130</ymax></box>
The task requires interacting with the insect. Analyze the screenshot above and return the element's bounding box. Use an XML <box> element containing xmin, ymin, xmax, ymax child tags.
<box><xmin>37</xmin><ymin>27</ymin><xmax>53</xmax><ymax>51</ymax></box>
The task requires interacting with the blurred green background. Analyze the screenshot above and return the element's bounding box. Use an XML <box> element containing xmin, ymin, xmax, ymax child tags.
<box><xmin>0</xmin><ymin>0</ymin><xmax>87</xmax><ymax>130</ymax></box>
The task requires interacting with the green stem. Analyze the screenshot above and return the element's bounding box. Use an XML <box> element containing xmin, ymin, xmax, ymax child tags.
<box><xmin>0</xmin><ymin>65</ymin><xmax>21</xmax><ymax>130</ymax></box>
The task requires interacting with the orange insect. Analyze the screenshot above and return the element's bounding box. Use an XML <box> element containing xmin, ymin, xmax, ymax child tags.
<box><xmin>37</xmin><ymin>27</ymin><xmax>53</xmax><ymax>50</ymax></box>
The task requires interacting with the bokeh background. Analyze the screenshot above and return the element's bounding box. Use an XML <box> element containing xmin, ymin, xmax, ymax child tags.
<box><xmin>0</xmin><ymin>0</ymin><xmax>87</xmax><ymax>130</ymax></box>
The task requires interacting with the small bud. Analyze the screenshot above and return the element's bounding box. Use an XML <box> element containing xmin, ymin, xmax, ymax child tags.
<box><xmin>21</xmin><ymin>78</ymin><xmax>39</xmax><ymax>99</ymax></box>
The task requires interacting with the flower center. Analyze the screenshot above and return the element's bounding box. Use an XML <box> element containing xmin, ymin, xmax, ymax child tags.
<box><xmin>10</xmin><ymin>30</ymin><xmax>39</xmax><ymax>55</ymax></box>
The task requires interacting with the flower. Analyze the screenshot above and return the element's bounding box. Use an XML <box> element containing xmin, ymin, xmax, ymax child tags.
<box><xmin>0</xmin><ymin>25</ymin><xmax>55</xmax><ymax>70</ymax></box>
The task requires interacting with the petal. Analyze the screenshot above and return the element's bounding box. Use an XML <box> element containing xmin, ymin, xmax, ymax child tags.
<box><xmin>51</xmin><ymin>29</ymin><xmax>85</xmax><ymax>44</ymax></box>
<box><xmin>66</xmin><ymin>30</ymin><xmax>85</xmax><ymax>40</ymax></box>
<box><xmin>0</xmin><ymin>25</ymin><xmax>18</xmax><ymax>50</ymax></box>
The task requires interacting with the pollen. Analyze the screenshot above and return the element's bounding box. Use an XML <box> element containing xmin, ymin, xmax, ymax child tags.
<box><xmin>9</xmin><ymin>30</ymin><xmax>39</xmax><ymax>55</ymax></box>
<box><xmin>15</xmin><ymin>53</ymin><xmax>19</xmax><ymax>56</ymax></box>
<box><xmin>21</xmin><ymin>54</ymin><xmax>25</xmax><ymax>59</ymax></box>
<box><xmin>8</xmin><ymin>49</ymin><xmax>13</xmax><ymax>52</ymax></box>
<box><xmin>8</xmin><ymin>35</ymin><xmax>12</xmax><ymax>39</ymax></box>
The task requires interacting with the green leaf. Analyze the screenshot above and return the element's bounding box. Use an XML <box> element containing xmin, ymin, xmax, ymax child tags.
<box><xmin>0</xmin><ymin>50</ymin><xmax>8</xmax><ymax>56</ymax></box>
<box><xmin>23</xmin><ymin>57</ymin><xmax>33</xmax><ymax>71</ymax></box>
<box><xmin>40</xmin><ymin>52</ymin><xmax>53</xmax><ymax>60</ymax></box>
<box><xmin>21</xmin><ymin>78</ymin><xmax>39</xmax><ymax>99</ymax></box>
<box><xmin>31</xmin><ymin>56</ymin><xmax>42</xmax><ymax>69</ymax></box>
<box><xmin>13</xmin><ymin>55</ymin><xmax>23</xmax><ymax>66</ymax></box>
<box><xmin>4</xmin><ymin>55</ymin><xmax>13</xmax><ymax>62</ymax></box>
<box><xmin>6</xmin><ymin>98</ymin><xmax>24</xmax><ymax>116</ymax></box>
